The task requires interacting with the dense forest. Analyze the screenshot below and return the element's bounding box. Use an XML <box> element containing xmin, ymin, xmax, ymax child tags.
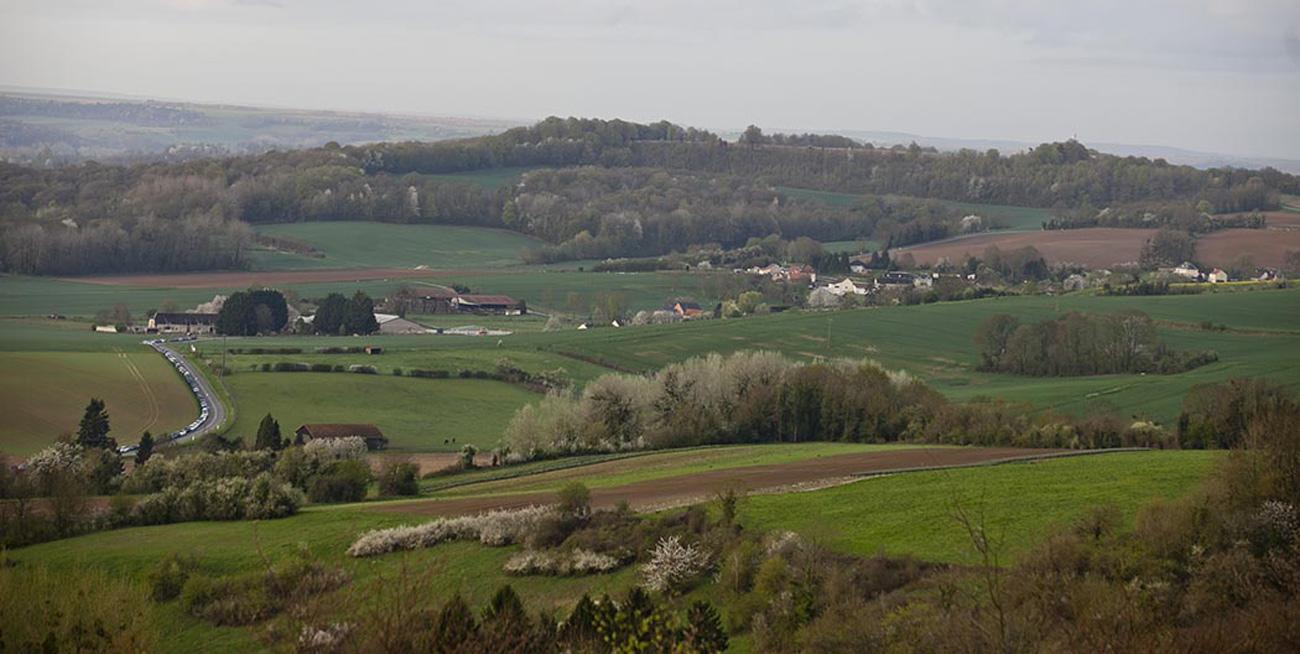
<box><xmin>2</xmin><ymin>116</ymin><xmax>1297</xmax><ymax>274</ymax></box>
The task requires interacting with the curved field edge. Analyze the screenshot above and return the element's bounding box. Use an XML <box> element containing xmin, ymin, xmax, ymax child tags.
<box><xmin>741</xmin><ymin>449</ymin><xmax>1220</xmax><ymax>564</ymax></box>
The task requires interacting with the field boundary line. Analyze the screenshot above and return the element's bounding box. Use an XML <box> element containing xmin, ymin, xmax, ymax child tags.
<box><xmin>846</xmin><ymin>447</ymin><xmax>1151</xmax><ymax>479</ymax></box>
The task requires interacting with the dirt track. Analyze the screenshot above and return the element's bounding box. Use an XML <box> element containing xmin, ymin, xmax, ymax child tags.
<box><xmin>370</xmin><ymin>446</ymin><xmax>1071</xmax><ymax>517</ymax></box>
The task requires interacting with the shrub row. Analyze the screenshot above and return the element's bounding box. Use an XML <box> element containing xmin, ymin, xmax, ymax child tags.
<box><xmin>347</xmin><ymin>505</ymin><xmax>554</xmax><ymax>557</ymax></box>
<box><xmin>503</xmin><ymin>548</ymin><xmax>620</xmax><ymax>576</ymax></box>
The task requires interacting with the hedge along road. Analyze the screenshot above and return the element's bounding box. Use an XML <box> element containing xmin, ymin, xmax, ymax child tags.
<box><xmin>138</xmin><ymin>339</ymin><xmax>226</xmax><ymax>449</ymax></box>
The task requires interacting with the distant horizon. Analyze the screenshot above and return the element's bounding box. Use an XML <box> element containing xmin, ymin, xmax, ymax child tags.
<box><xmin>6</xmin><ymin>82</ymin><xmax>1299</xmax><ymax>173</ymax></box>
<box><xmin>3</xmin><ymin>1</ymin><xmax>1297</xmax><ymax>162</ymax></box>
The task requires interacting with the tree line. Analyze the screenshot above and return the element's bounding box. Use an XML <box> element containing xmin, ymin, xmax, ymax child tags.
<box><xmin>975</xmin><ymin>311</ymin><xmax>1217</xmax><ymax>376</ymax></box>
<box><xmin>4</xmin><ymin>116</ymin><xmax>1297</xmax><ymax>274</ymax></box>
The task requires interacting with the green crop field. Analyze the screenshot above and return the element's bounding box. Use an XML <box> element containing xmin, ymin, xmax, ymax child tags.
<box><xmin>222</xmin><ymin>372</ymin><xmax>538</xmax><ymax>451</ymax></box>
<box><xmin>822</xmin><ymin>239</ymin><xmax>881</xmax><ymax>254</ymax></box>
<box><xmin>431</xmin><ymin>442</ymin><xmax>927</xmax><ymax>498</ymax></box>
<box><xmin>779</xmin><ymin>186</ymin><xmax>1053</xmax><ymax>231</ymax></box>
<box><xmin>250</xmin><ymin>222</ymin><xmax>543</xmax><ymax>271</ymax></box>
<box><xmin>424</xmin><ymin>166</ymin><xmax>542</xmax><ymax>189</ymax></box>
<box><xmin>742</xmin><ymin>450</ymin><xmax>1219</xmax><ymax>563</ymax></box>
<box><xmin>0</xmin><ymin>329</ymin><xmax>197</xmax><ymax>456</ymax></box>
<box><xmin>0</xmin><ymin>270</ymin><xmax>724</xmax><ymax>319</ymax></box>
<box><xmin>523</xmin><ymin>287</ymin><xmax>1300</xmax><ymax>423</ymax></box>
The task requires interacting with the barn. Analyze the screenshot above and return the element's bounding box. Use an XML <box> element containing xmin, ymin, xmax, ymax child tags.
<box><xmin>294</xmin><ymin>423</ymin><xmax>389</xmax><ymax>450</ymax></box>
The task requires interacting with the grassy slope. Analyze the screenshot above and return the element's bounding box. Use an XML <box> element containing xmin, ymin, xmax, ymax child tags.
<box><xmin>0</xmin><ymin>319</ymin><xmax>196</xmax><ymax>456</ymax></box>
<box><xmin>223</xmin><ymin>373</ymin><xmax>537</xmax><ymax>452</ymax></box>
<box><xmin>432</xmin><ymin>443</ymin><xmax>926</xmax><ymax>498</ymax></box>
<box><xmin>250</xmin><ymin>222</ymin><xmax>543</xmax><ymax>271</ymax></box>
<box><xmin>523</xmin><ymin>287</ymin><xmax>1300</xmax><ymax>423</ymax></box>
<box><xmin>779</xmin><ymin>186</ymin><xmax>1052</xmax><ymax>231</ymax></box>
<box><xmin>9</xmin><ymin>446</ymin><xmax>1216</xmax><ymax>652</ymax></box>
<box><xmin>743</xmin><ymin>450</ymin><xmax>1219</xmax><ymax>563</ymax></box>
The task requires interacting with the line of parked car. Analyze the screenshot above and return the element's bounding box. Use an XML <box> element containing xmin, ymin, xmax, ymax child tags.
<box><xmin>116</xmin><ymin>337</ymin><xmax>211</xmax><ymax>454</ymax></box>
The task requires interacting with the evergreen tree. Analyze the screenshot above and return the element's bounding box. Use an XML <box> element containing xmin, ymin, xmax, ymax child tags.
<box><xmin>135</xmin><ymin>431</ymin><xmax>154</xmax><ymax>466</ymax></box>
<box><xmin>254</xmin><ymin>413</ymin><xmax>282</xmax><ymax>451</ymax></box>
<box><xmin>433</xmin><ymin>594</ymin><xmax>479</xmax><ymax>651</ymax></box>
<box><xmin>680</xmin><ymin>601</ymin><xmax>729</xmax><ymax>654</ymax></box>
<box><xmin>76</xmin><ymin>398</ymin><xmax>113</xmax><ymax>449</ymax></box>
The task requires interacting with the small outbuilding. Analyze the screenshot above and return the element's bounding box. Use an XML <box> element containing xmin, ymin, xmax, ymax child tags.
<box><xmin>294</xmin><ymin>423</ymin><xmax>389</xmax><ymax>450</ymax></box>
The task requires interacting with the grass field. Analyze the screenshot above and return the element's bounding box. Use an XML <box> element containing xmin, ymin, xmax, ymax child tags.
<box><xmin>0</xmin><ymin>270</ymin><xmax>725</xmax><ymax>318</ymax></box>
<box><xmin>250</xmin><ymin>222</ymin><xmax>542</xmax><ymax>271</ymax></box>
<box><xmin>743</xmin><ymin>449</ymin><xmax>1219</xmax><ymax>563</ymax></box>
<box><xmin>222</xmin><ymin>373</ymin><xmax>538</xmax><ymax>451</ymax></box>
<box><xmin>0</xmin><ymin>318</ymin><xmax>197</xmax><ymax>456</ymax></box>
<box><xmin>524</xmin><ymin>287</ymin><xmax>1300</xmax><ymax>422</ymax></box>
<box><xmin>6</xmin><ymin>445</ymin><xmax>1217</xmax><ymax>652</ymax></box>
<box><xmin>431</xmin><ymin>443</ymin><xmax>925</xmax><ymax>498</ymax></box>
<box><xmin>424</xmin><ymin>166</ymin><xmax>541</xmax><ymax>189</ymax></box>
<box><xmin>779</xmin><ymin>187</ymin><xmax>1053</xmax><ymax>231</ymax></box>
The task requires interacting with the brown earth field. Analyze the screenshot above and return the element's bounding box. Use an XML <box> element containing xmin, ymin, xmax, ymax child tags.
<box><xmin>371</xmin><ymin>446</ymin><xmax>1075</xmax><ymax>517</ymax></box>
<box><xmin>61</xmin><ymin>268</ymin><xmax>454</xmax><ymax>288</ymax></box>
<box><xmin>899</xmin><ymin>227</ymin><xmax>1300</xmax><ymax>269</ymax></box>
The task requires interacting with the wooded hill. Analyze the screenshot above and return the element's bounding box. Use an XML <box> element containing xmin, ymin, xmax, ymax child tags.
<box><xmin>2</xmin><ymin>117</ymin><xmax>1296</xmax><ymax>275</ymax></box>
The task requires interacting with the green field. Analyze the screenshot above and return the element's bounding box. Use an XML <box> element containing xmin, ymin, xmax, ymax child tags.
<box><xmin>424</xmin><ymin>166</ymin><xmax>541</xmax><ymax>189</ymax></box>
<box><xmin>743</xmin><ymin>450</ymin><xmax>1219</xmax><ymax>563</ymax></box>
<box><xmin>0</xmin><ymin>319</ymin><xmax>197</xmax><ymax>456</ymax></box>
<box><xmin>223</xmin><ymin>373</ymin><xmax>538</xmax><ymax>451</ymax></box>
<box><xmin>7</xmin><ymin>445</ymin><xmax>1218</xmax><ymax>652</ymax></box>
<box><xmin>429</xmin><ymin>442</ymin><xmax>926</xmax><ymax>498</ymax></box>
<box><xmin>250</xmin><ymin>222</ymin><xmax>543</xmax><ymax>271</ymax></box>
<box><xmin>0</xmin><ymin>270</ymin><xmax>724</xmax><ymax>318</ymax></box>
<box><xmin>524</xmin><ymin>287</ymin><xmax>1300</xmax><ymax>422</ymax></box>
<box><xmin>780</xmin><ymin>186</ymin><xmax>1053</xmax><ymax>231</ymax></box>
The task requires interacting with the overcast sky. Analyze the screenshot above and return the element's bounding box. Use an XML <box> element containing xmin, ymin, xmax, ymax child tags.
<box><xmin>2</xmin><ymin>0</ymin><xmax>1298</xmax><ymax>158</ymax></box>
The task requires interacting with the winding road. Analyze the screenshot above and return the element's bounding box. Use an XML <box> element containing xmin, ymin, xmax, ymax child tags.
<box><xmin>121</xmin><ymin>338</ymin><xmax>227</xmax><ymax>452</ymax></box>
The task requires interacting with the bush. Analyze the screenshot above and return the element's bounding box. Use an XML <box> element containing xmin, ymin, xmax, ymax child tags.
<box><xmin>641</xmin><ymin>535</ymin><xmax>710</xmax><ymax>594</ymax></box>
<box><xmin>148</xmin><ymin>554</ymin><xmax>198</xmax><ymax>602</ymax></box>
<box><xmin>272</xmin><ymin>362</ymin><xmax>310</xmax><ymax>372</ymax></box>
<box><xmin>309</xmin><ymin>363</ymin><xmax>333</xmax><ymax>372</ymax></box>
<box><xmin>308</xmin><ymin>460</ymin><xmax>372</xmax><ymax>503</ymax></box>
<box><xmin>503</xmin><ymin>549</ymin><xmax>620</xmax><ymax>576</ymax></box>
<box><xmin>348</xmin><ymin>506</ymin><xmax>554</xmax><ymax>557</ymax></box>
<box><xmin>376</xmin><ymin>460</ymin><xmax>419</xmax><ymax>497</ymax></box>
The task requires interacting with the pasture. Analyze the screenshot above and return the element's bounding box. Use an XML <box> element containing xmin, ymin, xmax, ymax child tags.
<box><xmin>743</xmin><ymin>449</ymin><xmax>1219</xmax><ymax>563</ymax></box>
<box><xmin>222</xmin><ymin>373</ymin><xmax>537</xmax><ymax>452</ymax></box>
<box><xmin>250</xmin><ymin>222</ymin><xmax>542</xmax><ymax>271</ymax></box>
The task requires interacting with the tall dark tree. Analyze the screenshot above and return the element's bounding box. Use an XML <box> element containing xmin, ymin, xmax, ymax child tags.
<box><xmin>76</xmin><ymin>398</ymin><xmax>113</xmax><ymax>449</ymax></box>
<box><xmin>216</xmin><ymin>289</ymin><xmax>288</xmax><ymax>336</ymax></box>
<box><xmin>254</xmin><ymin>413</ymin><xmax>283</xmax><ymax>451</ymax></box>
<box><xmin>680</xmin><ymin>601</ymin><xmax>729</xmax><ymax>654</ymax></box>
<box><xmin>135</xmin><ymin>431</ymin><xmax>154</xmax><ymax>466</ymax></box>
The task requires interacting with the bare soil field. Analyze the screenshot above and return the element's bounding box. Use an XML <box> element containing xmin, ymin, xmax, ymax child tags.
<box><xmin>898</xmin><ymin>228</ymin><xmax>1155</xmax><ymax>268</ymax></box>
<box><xmin>372</xmin><ymin>446</ymin><xmax>1070</xmax><ymax>517</ymax></box>
<box><xmin>900</xmin><ymin>227</ymin><xmax>1299</xmax><ymax>269</ymax></box>
<box><xmin>63</xmin><ymin>268</ymin><xmax>449</xmax><ymax>289</ymax></box>
<box><xmin>1197</xmin><ymin>229</ymin><xmax>1300</xmax><ymax>268</ymax></box>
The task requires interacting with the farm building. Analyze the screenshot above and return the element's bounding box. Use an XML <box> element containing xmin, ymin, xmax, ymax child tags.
<box><xmin>1171</xmin><ymin>262</ymin><xmax>1200</xmax><ymax>280</ymax></box>
<box><xmin>388</xmin><ymin>288</ymin><xmax>457</xmax><ymax>314</ymax></box>
<box><xmin>823</xmin><ymin>278</ymin><xmax>868</xmax><ymax>296</ymax></box>
<box><xmin>1208</xmin><ymin>268</ymin><xmax>1229</xmax><ymax>283</ymax></box>
<box><xmin>451</xmin><ymin>294</ymin><xmax>526</xmax><ymax>315</ymax></box>
<box><xmin>374</xmin><ymin>313</ymin><xmax>432</xmax><ymax>335</ymax></box>
<box><xmin>148</xmin><ymin>312</ymin><xmax>218</xmax><ymax>334</ymax></box>
<box><xmin>294</xmin><ymin>423</ymin><xmax>388</xmax><ymax>450</ymax></box>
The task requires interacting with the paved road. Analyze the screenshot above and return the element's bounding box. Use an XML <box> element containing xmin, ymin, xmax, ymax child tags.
<box><xmin>123</xmin><ymin>339</ymin><xmax>226</xmax><ymax>451</ymax></box>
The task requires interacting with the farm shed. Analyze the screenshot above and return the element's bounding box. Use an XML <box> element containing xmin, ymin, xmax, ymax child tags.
<box><xmin>452</xmin><ymin>294</ymin><xmax>526</xmax><ymax>315</ymax></box>
<box><xmin>294</xmin><ymin>423</ymin><xmax>389</xmax><ymax>451</ymax></box>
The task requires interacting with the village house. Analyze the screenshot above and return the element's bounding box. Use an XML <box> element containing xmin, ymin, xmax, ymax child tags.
<box><xmin>148</xmin><ymin>312</ymin><xmax>218</xmax><ymax>334</ymax></box>
<box><xmin>1207</xmin><ymin>268</ymin><xmax>1229</xmax><ymax>283</ymax></box>
<box><xmin>664</xmin><ymin>299</ymin><xmax>705</xmax><ymax>318</ymax></box>
<box><xmin>823</xmin><ymin>278</ymin><xmax>868</xmax><ymax>296</ymax></box>
<box><xmin>294</xmin><ymin>423</ymin><xmax>389</xmax><ymax>451</ymax></box>
<box><xmin>875</xmin><ymin>271</ymin><xmax>922</xmax><ymax>289</ymax></box>
<box><xmin>1171</xmin><ymin>261</ymin><xmax>1200</xmax><ymax>280</ymax></box>
<box><xmin>787</xmin><ymin>264</ymin><xmax>817</xmax><ymax>284</ymax></box>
